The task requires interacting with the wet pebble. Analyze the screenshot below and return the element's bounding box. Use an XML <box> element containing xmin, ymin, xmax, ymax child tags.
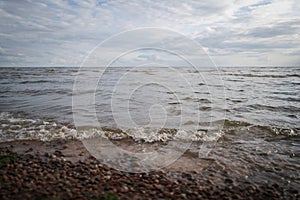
<box><xmin>0</xmin><ymin>148</ymin><xmax>298</xmax><ymax>200</ymax></box>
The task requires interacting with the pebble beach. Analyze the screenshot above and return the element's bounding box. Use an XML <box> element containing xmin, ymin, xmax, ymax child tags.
<box><xmin>0</xmin><ymin>140</ymin><xmax>298</xmax><ymax>200</ymax></box>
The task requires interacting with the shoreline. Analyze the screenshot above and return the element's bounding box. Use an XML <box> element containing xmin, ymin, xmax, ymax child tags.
<box><xmin>0</xmin><ymin>140</ymin><xmax>298</xmax><ymax>199</ymax></box>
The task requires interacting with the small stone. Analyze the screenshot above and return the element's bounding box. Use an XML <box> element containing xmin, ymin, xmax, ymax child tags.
<box><xmin>224</xmin><ymin>178</ymin><xmax>233</xmax><ymax>184</ymax></box>
<box><xmin>122</xmin><ymin>186</ymin><xmax>129</xmax><ymax>192</ymax></box>
<box><xmin>43</xmin><ymin>152</ymin><xmax>49</xmax><ymax>157</ymax></box>
<box><xmin>181</xmin><ymin>193</ymin><xmax>187</xmax><ymax>199</ymax></box>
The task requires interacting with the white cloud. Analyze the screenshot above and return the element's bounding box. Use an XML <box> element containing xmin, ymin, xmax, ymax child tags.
<box><xmin>0</xmin><ymin>0</ymin><xmax>299</xmax><ymax>67</ymax></box>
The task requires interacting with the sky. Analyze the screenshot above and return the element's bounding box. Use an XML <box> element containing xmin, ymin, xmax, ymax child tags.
<box><xmin>0</xmin><ymin>0</ymin><xmax>299</xmax><ymax>67</ymax></box>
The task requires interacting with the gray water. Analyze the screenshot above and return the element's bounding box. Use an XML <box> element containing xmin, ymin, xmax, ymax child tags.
<box><xmin>0</xmin><ymin>67</ymin><xmax>299</xmax><ymax>128</ymax></box>
<box><xmin>0</xmin><ymin>66</ymin><xmax>299</xmax><ymax>140</ymax></box>
<box><xmin>0</xmin><ymin>66</ymin><xmax>299</xmax><ymax>186</ymax></box>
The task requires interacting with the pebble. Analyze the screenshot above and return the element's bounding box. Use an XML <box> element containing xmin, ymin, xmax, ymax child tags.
<box><xmin>122</xmin><ymin>186</ymin><xmax>129</xmax><ymax>192</ymax></box>
<box><xmin>0</xmin><ymin>149</ymin><xmax>298</xmax><ymax>200</ymax></box>
<box><xmin>224</xmin><ymin>178</ymin><xmax>233</xmax><ymax>184</ymax></box>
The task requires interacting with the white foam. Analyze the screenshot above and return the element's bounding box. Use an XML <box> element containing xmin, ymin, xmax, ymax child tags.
<box><xmin>126</xmin><ymin>127</ymin><xmax>174</xmax><ymax>142</ymax></box>
<box><xmin>175</xmin><ymin>129</ymin><xmax>223</xmax><ymax>142</ymax></box>
<box><xmin>0</xmin><ymin>112</ymin><xmax>223</xmax><ymax>143</ymax></box>
<box><xmin>272</xmin><ymin>127</ymin><xmax>299</xmax><ymax>136</ymax></box>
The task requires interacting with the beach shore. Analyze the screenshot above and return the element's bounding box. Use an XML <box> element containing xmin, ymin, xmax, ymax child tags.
<box><xmin>0</xmin><ymin>140</ymin><xmax>298</xmax><ymax>199</ymax></box>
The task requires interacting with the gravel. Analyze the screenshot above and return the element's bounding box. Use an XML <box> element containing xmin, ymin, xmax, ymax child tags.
<box><xmin>0</xmin><ymin>143</ymin><xmax>299</xmax><ymax>200</ymax></box>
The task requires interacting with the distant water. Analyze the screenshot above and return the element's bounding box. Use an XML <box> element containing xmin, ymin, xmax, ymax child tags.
<box><xmin>1</xmin><ymin>67</ymin><xmax>299</xmax><ymax>122</ymax></box>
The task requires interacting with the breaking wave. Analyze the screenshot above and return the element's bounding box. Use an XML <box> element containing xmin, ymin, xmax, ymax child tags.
<box><xmin>1</xmin><ymin>112</ymin><xmax>298</xmax><ymax>143</ymax></box>
<box><xmin>0</xmin><ymin>112</ymin><xmax>223</xmax><ymax>143</ymax></box>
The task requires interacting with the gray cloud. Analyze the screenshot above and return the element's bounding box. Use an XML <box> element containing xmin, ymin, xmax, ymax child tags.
<box><xmin>245</xmin><ymin>20</ymin><xmax>300</xmax><ymax>38</ymax></box>
<box><xmin>0</xmin><ymin>0</ymin><xmax>299</xmax><ymax>67</ymax></box>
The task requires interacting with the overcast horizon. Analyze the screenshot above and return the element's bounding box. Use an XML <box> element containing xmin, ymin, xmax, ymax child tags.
<box><xmin>0</xmin><ymin>0</ymin><xmax>300</xmax><ymax>67</ymax></box>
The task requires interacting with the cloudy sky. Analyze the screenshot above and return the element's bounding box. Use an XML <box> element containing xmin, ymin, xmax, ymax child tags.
<box><xmin>0</xmin><ymin>0</ymin><xmax>299</xmax><ymax>67</ymax></box>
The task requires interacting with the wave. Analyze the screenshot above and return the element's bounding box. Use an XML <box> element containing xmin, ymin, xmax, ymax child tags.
<box><xmin>0</xmin><ymin>112</ymin><xmax>223</xmax><ymax>143</ymax></box>
<box><xmin>248</xmin><ymin>104</ymin><xmax>300</xmax><ymax>113</ymax></box>
<box><xmin>19</xmin><ymin>80</ymin><xmax>55</xmax><ymax>84</ymax></box>
<box><xmin>0</xmin><ymin>112</ymin><xmax>298</xmax><ymax>143</ymax></box>
<box><xmin>225</xmin><ymin>73</ymin><xmax>300</xmax><ymax>78</ymax></box>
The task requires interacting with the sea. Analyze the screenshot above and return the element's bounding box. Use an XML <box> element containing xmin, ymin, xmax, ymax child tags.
<box><xmin>0</xmin><ymin>66</ymin><xmax>299</xmax><ymax>182</ymax></box>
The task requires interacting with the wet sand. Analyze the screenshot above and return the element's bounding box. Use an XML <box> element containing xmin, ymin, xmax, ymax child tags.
<box><xmin>0</xmin><ymin>140</ymin><xmax>299</xmax><ymax>199</ymax></box>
